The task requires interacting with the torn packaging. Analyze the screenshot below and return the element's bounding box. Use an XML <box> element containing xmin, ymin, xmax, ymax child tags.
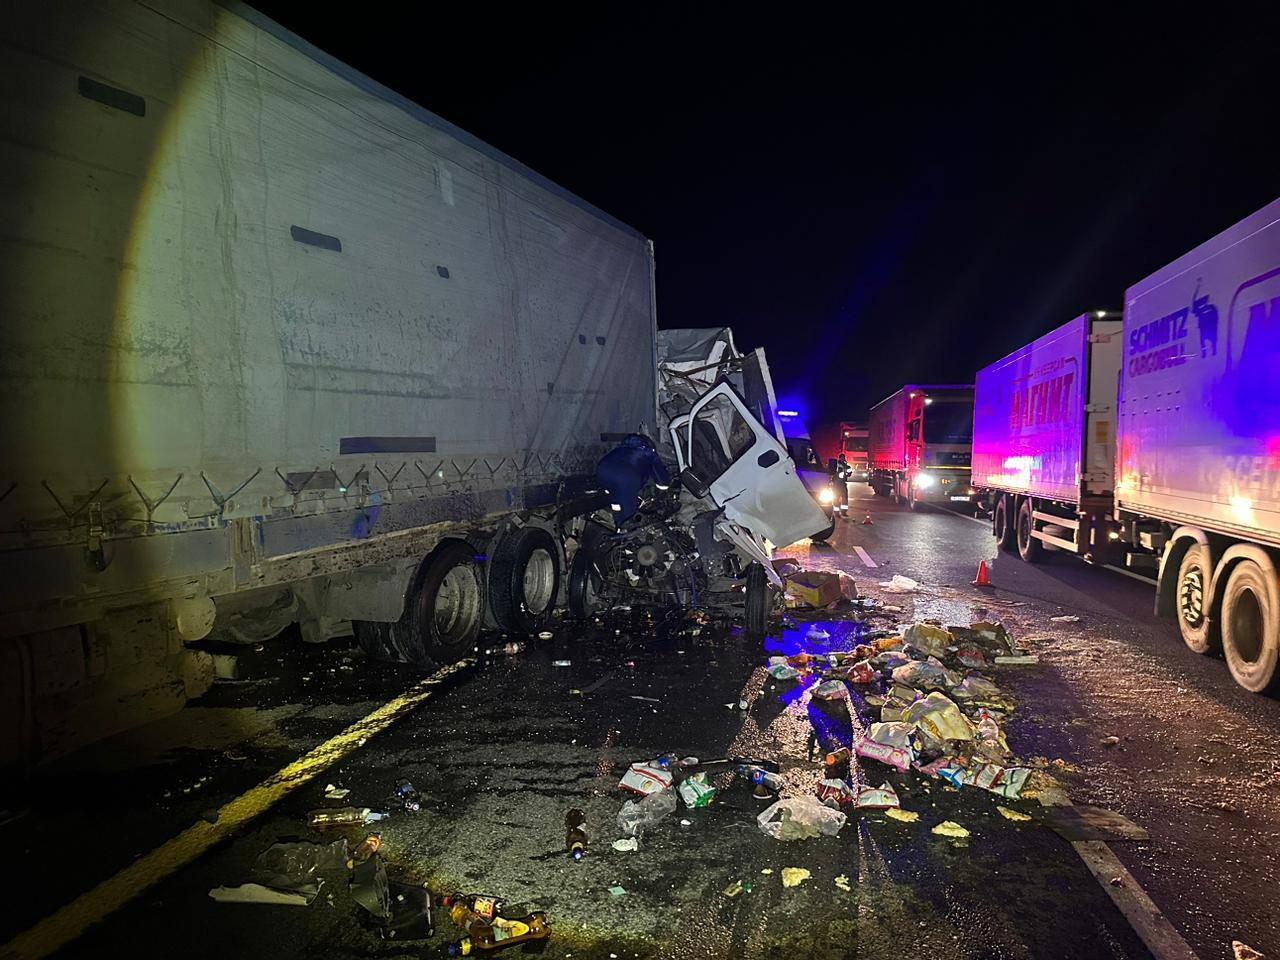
<box><xmin>903</xmin><ymin>623</ymin><xmax>952</xmax><ymax>658</ymax></box>
<box><xmin>619</xmin><ymin>762</ymin><xmax>674</xmax><ymax>795</ymax></box>
<box><xmin>855</xmin><ymin>738</ymin><xmax>912</xmax><ymax>773</ymax></box>
<box><xmin>902</xmin><ymin>691</ymin><xmax>975</xmax><ymax>742</ymax></box>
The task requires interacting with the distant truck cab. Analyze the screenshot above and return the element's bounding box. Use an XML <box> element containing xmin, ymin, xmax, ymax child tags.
<box><xmin>868</xmin><ymin>385</ymin><xmax>976</xmax><ymax>510</ymax></box>
<box><xmin>840</xmin><ymin>423</ymin><xmax>870</xmax><ymax>482</ymax></box>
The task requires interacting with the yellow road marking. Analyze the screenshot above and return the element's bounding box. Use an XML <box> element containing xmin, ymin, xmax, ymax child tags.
<box><xmin>1</xmin><ymin>658</ymin><xmax>475</xmax><ymax>960</ymax></box>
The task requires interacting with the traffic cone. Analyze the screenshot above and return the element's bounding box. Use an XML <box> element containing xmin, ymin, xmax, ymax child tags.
<box><xmin>972</xmin><ymin>560</ymin><xmax>992</xmax><ymax>587</ymax></box>
<box><xmin>862</xmin><ymin>511</ymin><xmax>873</xmax><ymax>525</ymax></box>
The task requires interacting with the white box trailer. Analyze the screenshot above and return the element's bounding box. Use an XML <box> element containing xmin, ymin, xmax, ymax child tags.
<box><xmin>1120</xmin><ymin>197</ymin><xmax>1280</xmax><ymax>691</ymax></box>
<box><xmin>972</xmin><ymin>312</ymin><xmax>1123</xmax><ymax>561</ymax></box>
<box><xmin>0</xmin><ymin>0</ymin><xmax>659</xmax><ymax>766</ymax></box>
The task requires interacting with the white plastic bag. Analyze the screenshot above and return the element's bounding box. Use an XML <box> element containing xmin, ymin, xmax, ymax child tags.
<box><xmin>617</xmin><ymin>787</ymin><xmax>677</xmax><ymax>838</ymax></box>
<box><xmin>757</xmin><ymin>794</ymin><xmax>847</xmax><ymax>840</ymax></box>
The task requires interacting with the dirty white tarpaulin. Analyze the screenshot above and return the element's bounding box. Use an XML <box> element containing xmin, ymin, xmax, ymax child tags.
<box><xmin>1</xmin><ymin>0</ymin><xmax>657</xmax><ymax>603</ymax></box>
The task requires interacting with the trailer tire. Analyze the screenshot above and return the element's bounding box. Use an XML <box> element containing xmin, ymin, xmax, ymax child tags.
<box><xmin>567</xmin><ymin>547</ymin><xmax>605</xmax><ymax>619</ymax></box>
<box><xmin>993</xmin><ymin>496</ymin><xmax>1016</xmax><ymax>552</ymax></box>
<box><xmin>1016</xmin><ymin>498</ymin><xmax>1043</xmax><ymax>563</ymax></box>
<box><xmin>1175</xmin><ymin>544</ymin><xmax>1218</xmax><ymax>655</ymax></box>
<box><xmin>744</xmin><ymin>562</ymin><xmax>772</xmax><ymax>638</ymax></box>
<box><xmin>356</xmin><ymin>541</ymin><xmax>484</xmax><ymax>667</ymax></box>
<box><xmin>1221</xmin><ymin>558</ymin><xmax>1280</xmax><ymax>693</ymax></box>
<box><xmin>489</xmin><ymin>526</ymin><xmax>561</xmax><ymax>634</ymax></box>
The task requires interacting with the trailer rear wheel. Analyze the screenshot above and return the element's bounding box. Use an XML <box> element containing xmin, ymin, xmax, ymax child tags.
<box><xmin>1016</xmin><ymin>498</ymin><xmax>1043</xmax><ymax>563</ymax></box>
<box><xmin>993</xmin><ymin>496</ymin><xmax>1015</xmax><ymax>552</ymax></box>
<box><xmin>1221</xmin><ymin>558</ymin><xmax>1280</xmax><ymax>693</ymax></box>
<box><xmin>354</xmin><ymin>540</ymin><xmax>484</xmax><ymax>667</ymax></box>
<box><xmin>743</xmin><ymin>562</ymin><xmax>772</xmax><ymax>638</ymax></box>
<box><xmin>1175</xmin><ymin>544</ymin><xmax>1218</xmax><ymax>654</ymax></box>
<box><xmin>489</xmin><ymin>526</ymin><xmax>560</xmax><ymax>634</ymax></box>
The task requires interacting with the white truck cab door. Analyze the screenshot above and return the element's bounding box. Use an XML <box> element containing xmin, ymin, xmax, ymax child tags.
<box><xmin>676</xmin><ymin>383</ymin><xmax>829</xmax><ymax>549</ymax></box>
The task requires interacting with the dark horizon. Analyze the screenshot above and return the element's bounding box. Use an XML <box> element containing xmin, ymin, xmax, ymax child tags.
<box><xmin>250</xmin><ymin>3</ymin><xmax>1280</xmax><ymax>426</ymax></box>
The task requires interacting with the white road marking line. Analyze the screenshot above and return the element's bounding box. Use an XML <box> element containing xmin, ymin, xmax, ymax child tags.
<box><xmin>852</xmin><ymin>545</ymin><xmax>877</xmax><ymax>568</ymax></box>
<box><xmin>1070</xmin><ymin>838</ymin><xmax>1200</xmax><ymax>960</ymax></box>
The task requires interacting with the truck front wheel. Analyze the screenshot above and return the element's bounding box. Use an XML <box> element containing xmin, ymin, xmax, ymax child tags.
<box><xmin>993</xmin><ymin>496</ymin><xmax>1016</xmax><ymax>551</ymax></box>
<box><xmin>1175</xmin><ymin>544</ymin><xmax>1218</xmax><ymax>654</ymax></box>
<box><xmin>1221</xmin><ymin>558</ymin><xmax>1280</xmax><ymax>693</ymax></box>
<box><xmin>568</xmin><ymin>547</ymin><xmax>605</xmax><ymax>619</ymax></box>
<box><xmin>1016</xmin><ymin>499</ymin><xmax>1043</xmax><ymax>563</ymax></box>
<box><xmin>743</xmin><ymin>562</ymin><xmax>772</xmax><ymax>638</ymax></box>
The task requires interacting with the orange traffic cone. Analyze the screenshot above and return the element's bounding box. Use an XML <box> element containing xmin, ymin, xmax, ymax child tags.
<box><xmin>972</xmin><ymin>560</ymin><xmax>993</xmax><ymax>587</ymax></box>
<box><xmin>862</xmin><ymin>511</ymin><xmax>873</xmax><ymax>525</ymax></box>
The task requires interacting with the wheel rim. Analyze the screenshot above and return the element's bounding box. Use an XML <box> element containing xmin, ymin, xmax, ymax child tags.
<box><xmin>1230</xmin><ymin>586</ymin><xmax>1264</xmax><ymax>663</ymax></box>
<box><xmin>522</xmin><ymin>547</ymin><xmax>556</xmax><ymax>614</ymax></box>
<box><xmin>1179</xmin><ymin>565</ymin><xmax>1205</xmax><ymax>629</ymax></box>
<box><xmin>1018</xmin><ymin>512</ymin><xmax>1029</xmax><ymax>549</ymax></box>
<box><xmin>434</xmin><ymin>565</ymin><xmax>481</xmax><ymax>642</ymax></box>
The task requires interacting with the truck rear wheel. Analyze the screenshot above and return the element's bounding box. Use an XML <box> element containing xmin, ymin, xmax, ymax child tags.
<box><xmin>993</xmin><ymin>496</ymin><xmax>1016</xmax><ymax>552</ymax></box>
<box><xmin>355</xmin><ymin>540</ymin><xmax>484</xmax><ymax>667</ymax></box>
<box><xmin>1221</xmin><ymin>558</ymin><xmax>1280</xmax><ymax>693</ymax></box>
<box><xmin>743</xmin><ymin>562</ymin><xmax>772</xmax><ymax>638</ymax></box>
<box><xmin>1016</xmin><ymin>498</ymin><xmax>1043</xmax><ymax>562</ymax></box>
<box><xmin>1175</xmin><ymin>544</ymin><xmax>1218</xmax><ymax>654</ymax></box>
<box><xmin>489</xmin><ymin>526</ymin><xmax>560</xmax><ymax>634</ymax></box>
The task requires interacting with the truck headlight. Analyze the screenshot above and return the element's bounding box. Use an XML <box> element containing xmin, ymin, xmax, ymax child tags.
<box><xmin>818</xmin><ymin>487</ymin><xmax>835</xmax><ymax>504</ymax></box>
<box><xmin>915</xmin><ymin>474</ymin><xmax>936</xmax><ymax>490</ymax></box>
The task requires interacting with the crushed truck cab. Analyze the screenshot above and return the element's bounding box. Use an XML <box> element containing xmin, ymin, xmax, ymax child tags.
<box><xmin>670</xmin><ymin>382</ymin><xmax>830</xmax><ymax>585</ymax></box>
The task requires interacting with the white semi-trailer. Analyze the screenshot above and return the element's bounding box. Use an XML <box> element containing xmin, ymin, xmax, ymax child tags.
<box><xmin>0</xmin><ymin>0</ymin><xmax>825</xmax><ymax>777</ymax></box>
<box><xmin>972</xmin><ymin>197</ymin><xmax>1280</xmax><ymax>693</ymax></box>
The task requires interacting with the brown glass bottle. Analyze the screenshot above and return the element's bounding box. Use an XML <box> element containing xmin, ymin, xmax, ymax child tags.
<box><xmin>565</xmin><ymin>808</ymin><xmax>588</xmax><ymax>861</ymax></box>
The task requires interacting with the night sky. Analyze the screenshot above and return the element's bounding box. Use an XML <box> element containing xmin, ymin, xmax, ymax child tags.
<box><xmin>253</xmin><ymin>4</ymin><xmax>1280</xmax><ymax>427</ymax></box>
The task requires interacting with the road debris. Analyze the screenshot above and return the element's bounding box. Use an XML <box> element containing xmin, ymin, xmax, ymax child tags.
<box><xmin>307</xmin><ymin>807</ymin><xmax>388</xmax><ymax>829</ymax></box>
<box><xmin>322</xmin><ymin>783</ymin><xmax>350</xmax><ymax>801</ymax></box>
<box><xmin>780</xmin><ymin>867</ymin><xmax>812</xmax><ymax>888</ymax></box>
<box><xmin>1049</xmin><ymin>615</ymin><xmax>1081</xmax><ymax>623</ymax></box>
<box><xmin>997</xmin><ymin>806</ymin><xmax>1032</xmax><ymax>822</ymax></box>
<box><xmin>209</xmin><ymin>883</ymin><xmax>317</xmax><ymax>906</ymax></box>
<box><xmin>1233</xmin><ymin>942</ymin><xmax>1265</xmax><ymax>960</ymax></box>
<box><xmin>784</xmin><ymin>571</ymin><xmax>844</xmax><ymax>608</ymax></box>
<box><xmin>611</xmin><ymin>837</ymin><xmax>639</xmax><ymax>853</ymax></box>
<box><xmin>879</xmin><ymin>574</ymin><xmax>921</xmax><ymax>593</ymax></box>
<box><xmin>618</xmin><ymin>788</ymin><xmax>677</xmax><ymax>838</ymax></box>
<box><xmin>886</xmin><ymin>808</ymin><xmax>919</xmax><ymax>823</ymax></box>
<box><xmin>931</xmin><ymin>820</ymin><xmax>970</xmax><ymax>839</ymax></box>
<box><xmin>834</xmin><ymin>874</ymin><xmax>851</xmax><ymax>891</ymax></box>
<box><xmin>758</xmin><ymin>795</ymin><xmax>847</xmax><ymax>840</ymax></box>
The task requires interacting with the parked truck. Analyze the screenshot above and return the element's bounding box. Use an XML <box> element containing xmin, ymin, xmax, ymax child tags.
<box><xmin>868</xmin><ymin>386</ymin><xmax>977</xmax><ymax>510</ymax></box>
<box><xmin>973</xmin><ymin>196</ymin><xmax>1280</xmax><ymax>692</ymax></box>
<box><xmin>811</xmin><ymin>421</ymin><xmax>870</xmax><ymax>482</ymax></box>
<box><xmin>971</xmin><ymin>312</ymin><xmax>1123</xmax><ymax>562</ymax></box>
<box><xmin>0</xmin><ymin>1</ymin><xmax>825</xmax><ymax>780</ymax></box>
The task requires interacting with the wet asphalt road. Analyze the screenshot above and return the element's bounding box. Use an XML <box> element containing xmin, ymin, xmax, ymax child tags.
<box><xmin>3</xmin><ymin>487</ymin><xmax>1277</xmax><ymax>959</ymax></box>
<box><xmin>783</xmin><ymin>487</ymin><xmax>1280</xmax><ymax>958</ymax></box>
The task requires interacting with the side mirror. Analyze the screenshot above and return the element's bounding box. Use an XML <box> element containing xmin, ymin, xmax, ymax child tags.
<box><xmin>679</xmin><ymin>467</ymin><xmax>710</xmax><ymax>499</ymax></box>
